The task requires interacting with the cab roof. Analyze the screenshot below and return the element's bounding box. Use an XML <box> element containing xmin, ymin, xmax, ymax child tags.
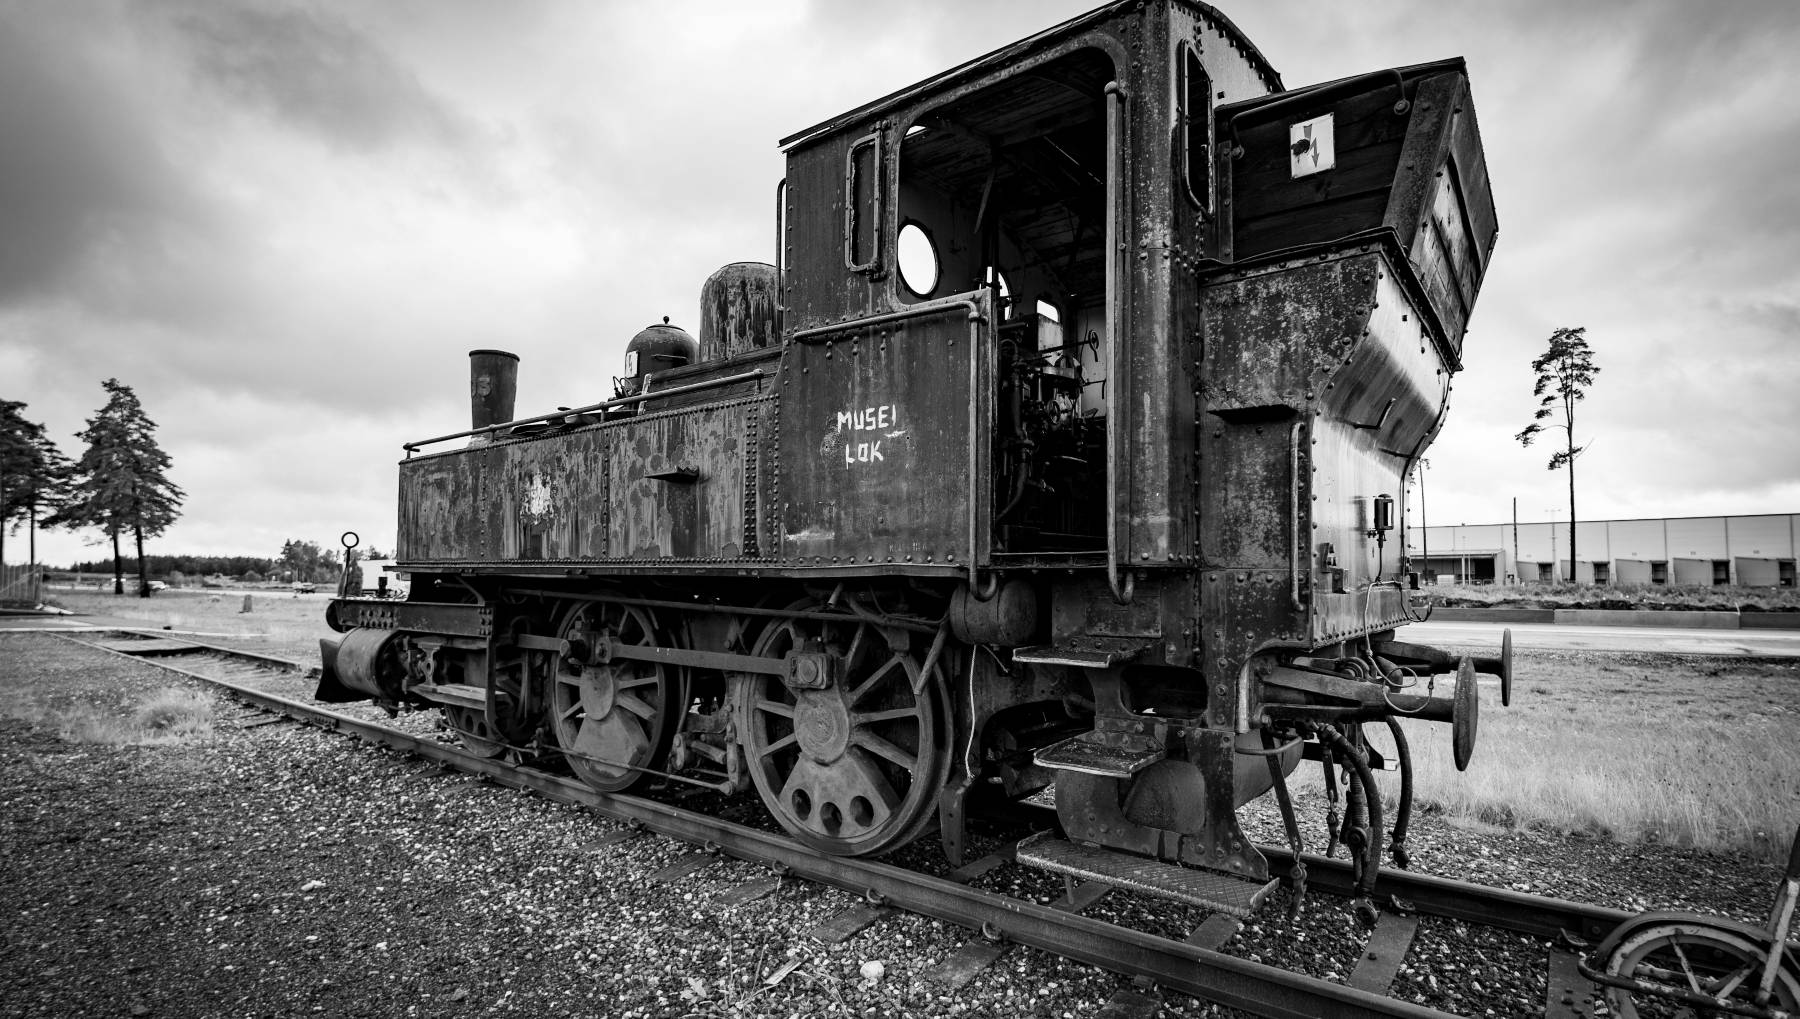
<box><xmin>779</xmin><ymin>0</ymin><xmax>1281</xmax><ymax>152</ymax></box>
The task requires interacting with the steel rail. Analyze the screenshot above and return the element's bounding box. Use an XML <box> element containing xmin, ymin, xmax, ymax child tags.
<box><xmin>62</xmin><ymin>634</ymin><xmax>1635</xmax><ymax>1017</ymax></box>
<box><xmin>1264</xmin><ymin>847</ymin><xmax>1632</xmax><ymax>943</ymax></box>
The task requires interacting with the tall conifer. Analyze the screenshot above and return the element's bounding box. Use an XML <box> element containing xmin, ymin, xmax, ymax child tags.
<box><xmin>0</xmin><ymin>400</ymin><xmax>71</xmax><ymax>571</ymax></box>
<box><xmin>47</xmin><ymin>380</ymin><xmax>185</xmax><ymax>596</ymax></box>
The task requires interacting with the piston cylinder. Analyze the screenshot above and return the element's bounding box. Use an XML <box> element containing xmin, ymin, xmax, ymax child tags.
<box><xmin>469</xmin><ymin>349</ymin><xmax>519</xmax><ymax>443</ymax></box>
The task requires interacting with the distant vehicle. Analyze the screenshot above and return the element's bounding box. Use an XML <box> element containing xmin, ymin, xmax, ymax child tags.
<box><xmin>292</xmin><ymin>582</ymin><xmax>316</xmax><ymax>594</ymax></box>
<box><xmin>146</xmin><ymin>580</ymin><xmax>167</xmax><ymax>593</ymax></box>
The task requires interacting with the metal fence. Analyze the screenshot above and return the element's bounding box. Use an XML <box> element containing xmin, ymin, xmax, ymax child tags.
<box><xmin>0</xmin><ymin>563</ymin><xmax>44</xmax><ymax>606</ymax></box>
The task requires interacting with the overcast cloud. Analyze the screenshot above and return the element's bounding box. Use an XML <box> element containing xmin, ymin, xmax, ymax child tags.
<box><xmin>2</xmin><ymin>0</ymin><xmax>1796</xmax><ymax>567</ymax></box>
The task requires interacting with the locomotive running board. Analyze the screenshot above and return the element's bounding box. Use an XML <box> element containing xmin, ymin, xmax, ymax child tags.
<box><xmin>1015</xmin><ymin>833</ymin><xmax>1278</xmax><ymax>918</ymax></box>
<box><xmin>410</xmin><ymin>682</ymin><xmax>496</xmax><ymax>710</ymax></box>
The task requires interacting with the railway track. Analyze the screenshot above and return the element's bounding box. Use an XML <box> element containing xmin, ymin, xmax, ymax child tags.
<box><xmin>63</xmin><ymin>630</ymin><xmax>1625</xmax><ymax>1019</ymax></box>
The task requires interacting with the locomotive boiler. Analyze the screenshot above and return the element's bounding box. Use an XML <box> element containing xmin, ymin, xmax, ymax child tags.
<box><xmin>320</xmin><ymin>0</ymin><xmax>1508</xmax><ymax>921</ymax></box>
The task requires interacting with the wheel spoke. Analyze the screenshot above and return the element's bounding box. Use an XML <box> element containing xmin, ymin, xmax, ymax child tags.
<box><xmin>758</xmin><ymin>732</ymin><xmax>798</xmax><ymax>759</ymax></box>
<box><xmin>618</xmin><ymin>673</ymin><xmax>659</xmax><ymax>690</ymax></box>
<box><xmin>851</xmin><ymin>730</ymin><xmax>917</xmax><ymax>771</ymax></box>
<box><xmin>1672</xmin><ymin>941</ymin><xmax>1702</xmax><ymax>994</ymax></box>
<box><xmin>1706</xmin><ymin>963</ymin><xmax>1755</xmax><ymax>999</ymax></box>
<box><xmin>845</xmin><ymin>655</ymin><xmax>901</xmax><ymax>706</ymax></box>
<box><xmin>855</xmin><ymin>706</ymin><xmax>918</xmax><ymax>726</ymax></box>
<box><xmin>558</xmin><ymin>701</ymin><xmax>581</xmax><ymax>723</ymax></box>
<box><xmin>616</xmin><ymin>693</ymin><xmax>656</xmax><ymax>720</ymax></box>
<box><xmin>755</xmin><ymin>697</ymin><xmax>796</xmax><ymax>719</ymax></box>
<box><xmin>845</xmin><ymin>623</ymin><xmax>868</xmax><ymax>671</ymax></box>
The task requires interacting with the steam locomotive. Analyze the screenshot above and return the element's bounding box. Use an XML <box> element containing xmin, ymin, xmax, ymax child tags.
<box><xmin>320</xmin><ymin>0</ymin><xmax>1508</xmax><ymax>920</ymax></box>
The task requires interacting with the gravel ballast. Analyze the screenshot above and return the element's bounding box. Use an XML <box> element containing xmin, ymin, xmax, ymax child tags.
<box><xmin>1</xmin><ymin>632</ymin><xmax>1787</xmax><ymax>1018</ymax></box>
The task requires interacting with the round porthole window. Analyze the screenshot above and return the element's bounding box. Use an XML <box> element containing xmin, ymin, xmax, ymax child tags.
<box><xmin>897</xmin><ymin>222</ymin><xmax>939</xmax><ymax>298</ymax></box>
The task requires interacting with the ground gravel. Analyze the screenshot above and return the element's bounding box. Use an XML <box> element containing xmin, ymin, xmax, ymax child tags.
<box><xmin>1</xmin><ymin>632</ymin><xmax>1787</xmax><ymax>1018</ymax></box>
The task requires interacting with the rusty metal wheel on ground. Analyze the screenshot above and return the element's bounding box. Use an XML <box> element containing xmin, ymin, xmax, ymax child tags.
<box><xmin>1600</xmin><ymin>922</ymin><xmax>1800</xmax><ymax>1018</ymax></box>
<box><xmin>737</xmin><ymin>610</ymin><xmax>949</xmax><ymax>857</ymax></box>
<box><xmin>549</xmin><ymin>602</ymin><xmax>681</xmax><ymax>793</ymax></box>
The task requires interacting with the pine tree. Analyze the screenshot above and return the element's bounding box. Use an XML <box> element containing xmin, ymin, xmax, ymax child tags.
<box><xmin>1515</xmin><ymin>327</ymin><xmax>1599</xmax><ymax>582</ymax></box>
<box><xmin>0</xmin><ymin>400</ymin><xmax>72</xmax><ymax>569</ymax></box>
<box><xmin>46</xmin><ymin>380</ymin><xmax>185</xmax><ymax>596</ymax></box>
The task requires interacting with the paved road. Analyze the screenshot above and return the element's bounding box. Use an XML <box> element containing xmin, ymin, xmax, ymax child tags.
<box><xmin>1402</xmin><ymin>619</ymin><xmax>1800</xmax><ymax>658</ymax></box>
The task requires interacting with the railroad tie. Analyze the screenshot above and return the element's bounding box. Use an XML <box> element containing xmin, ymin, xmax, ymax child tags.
<box><xmin>1094</xmin><ymin>985</ymin><xmax>1160</xmax><ymax>1019</ymax></box>
<box><xmin>920</xmin><ymin>938</ymin><xmax>1010</xmax><ymax>991</ymax></box>
<box><xmin>1346</xmin><ymin>910</ymin><xmax>1420</xmax><ymax>995</ymax></box>
<box><xmin>806</xmin><ymin>902</ymin><xmax>890</xmax><ymax>945</ymax></box>
<box><xmin>1543</xmin><ymin>950</ymin><xmax>1599</xmax><ymax>1019</ymax></box>
<box><xmin>712</xmin><ymin>875</ymin><xmax>782</xmax><ymax>908</ymax></box>
<box><xmin>1185</xmin><ymin>913</ymin><xmax>1241</xmax><ymax>952</ymax></box>
<box><xmin>809</xmin><ymin>850</ymin><xmax>1010</xmax><ymax>947</ymax></box>
<box><xmin>578</xmin><ymin>828</ymin><xmax>644</xmax><ymax>852</ymax></box>
<box><xmin>646</xmin><ymin>851</ymin><xmax>719</xmax><ymax>885</ymax></box>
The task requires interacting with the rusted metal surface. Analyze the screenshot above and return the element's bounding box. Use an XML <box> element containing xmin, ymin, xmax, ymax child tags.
<box><xmin>608</xmin><ymin>403</ymin><xmax>748</xmax><ymax>560</ymax></box>
<box><xmin>779</xmin><ymin>297</ymin><xmax>987</xmax><ymax>567</ymax></box>
<box><xmin>698</xmin><ymin>262</ymin><xmax>779</xmax><ymax>362</ymax></box>
<box><xmin>618</xmin><ymin>319</ymin><xmax>698</xmax><ymax>398</ymax></box>
<box><xmin>1220</xmin><ymin>62</ymin><xmax>1496</xmax><ymax>359</ymax></box>
<box><xmin>496</xmin><ymin>428</ymin><xmax>610</xmax><ymax>560</ymax></box>
<box><xmin>399</xmin><ymin>396</ymin><xmax>770</xmax><ymax>565</ymax></box>
<box><xmin>1199</xmin><ymin>246</ymin><xmax>1446</xmax><ymax>644</ymax></box>
<box><xmin>325</xmin><ymin>598</ymin><xmax>493</xmax><ymax>637</ymax></box>
<box><xmin>467</xmin><ymin>349</ymin><xmax>518</xmax><ymax>442</ymax></box>
<box><xmin>396</xmin><ymin>448</ymin><xmax>483</xmax><ymax>562</ymax></box>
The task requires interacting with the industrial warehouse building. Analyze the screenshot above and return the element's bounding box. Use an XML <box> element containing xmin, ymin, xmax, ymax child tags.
<box><xmin>1407</xmin><ymin>513</ymin><xmax>1800</xmax><ymax>587</ymax></box>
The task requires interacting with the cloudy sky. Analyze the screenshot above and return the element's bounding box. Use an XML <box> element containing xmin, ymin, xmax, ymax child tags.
<box><xmin>2</xmin><ymin>0</ymin><xmax>1796</xmax><ymax>568</ymax></box>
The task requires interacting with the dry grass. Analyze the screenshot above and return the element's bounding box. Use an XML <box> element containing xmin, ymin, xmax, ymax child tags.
<box><xmin>45</xmin><ymin>587</ymin><xmax>334</xmax><ymax>661</ymax></box>
<box><xmin>9</xmin><ymin>685</ymin><xmax>218</xmax><ymax>745</ymax></box>
<box><xmin>1349</xmin><ymin>654</ymin><xmax>1800</xmax><ymax>862</ymax></box>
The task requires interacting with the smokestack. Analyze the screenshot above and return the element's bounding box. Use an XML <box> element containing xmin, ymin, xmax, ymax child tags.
<box><xmin>468</xmin><ymin>349</ymin><xmax>519</xmax><ymax>444</ymax></box>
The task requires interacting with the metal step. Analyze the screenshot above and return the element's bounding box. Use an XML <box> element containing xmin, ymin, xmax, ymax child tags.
<box><xmin>1014</xmin><ymin>833</ymin><xmax>1277</xmax><ymax>917</ymax></box>
<box><xmin>1033</xmin><ymin>732</ymin><xmax>1165</xmax><ymax>778</ymax></box>
<box><xmin>1012</xmin><ymin>637</ymin><xmax>1154</xmax><ymax>669</ymax></box>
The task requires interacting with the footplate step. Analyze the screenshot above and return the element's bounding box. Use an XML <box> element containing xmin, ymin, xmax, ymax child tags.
<box><xmin>1033</xmin><ymin>733</ymin><xmax>1164</xmax><ymax>778</ymax></box>
<box><xmin>1015</xmin><ymin>833</ymin><xmax>1276</xmax><ymax>917</ymax></box>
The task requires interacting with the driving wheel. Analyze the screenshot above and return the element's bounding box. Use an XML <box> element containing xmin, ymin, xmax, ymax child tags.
<box><xmin>549</xmin><ymin>602</ymin><xmax>680</xmax><ymax>793</ymax></box>
<box><xmin>737</xmin><ymin>610</ymin><xmax>949</xmax><ymax>857</ymax></box>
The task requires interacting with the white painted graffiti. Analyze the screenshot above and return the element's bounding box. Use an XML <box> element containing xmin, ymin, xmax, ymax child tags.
<box><xmin>833</xmin><ymin>404</ymin><xmax>900</xmax><ymax>467</ymax></box>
